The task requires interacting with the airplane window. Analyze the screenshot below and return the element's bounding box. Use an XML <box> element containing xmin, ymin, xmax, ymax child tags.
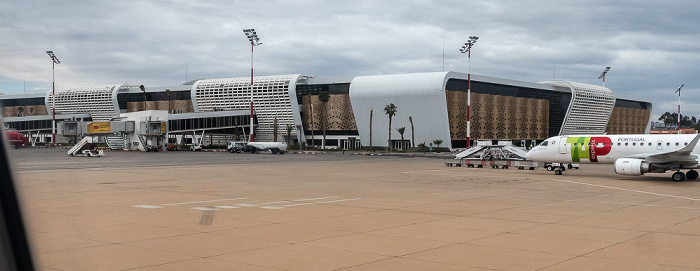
<box><xmin>676</xmin><ymin>142</ymin><xmax>679</xmax><ymax>146</ymax></box>
<box><xmin>625</xmin><ymin>143</ymin><xmax>628</xmax><ymax>146</ymax></box>
<box><xmin>685</xmin><ymin>142</ymin><xmax>688</xmax><ymax>146</ymax></box>
<box><xmin>649</xmin><ymin>143</ymin><xmax>652</xmax><ymax>146</ymax></box>
<box><xmin>632</xmin><ymin>143</ymin><xmax>636</xmax><ymax>146</ymax></box>
<box><xmin>539</xmin><ymin>141</ymin><xmax>548</xmax><ymax>146</ymax></box>
<box><xmin>667</xmin><ymin>143</ymin><xmax>671</xmax><ymax>146</ymax></box>
<box><xmin>617</xmin><ymin>143</ymin><xmax>621</xmax><ymax>146</ymax></box>
<box><xmin>658</xmin><ymin>142</ymin><xmax>661</xmax><ymax>146</ymax></box>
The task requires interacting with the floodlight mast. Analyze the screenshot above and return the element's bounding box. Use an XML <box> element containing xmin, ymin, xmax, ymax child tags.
<box><xmin>459</xmin><ymin>36</ymin><xmax>478</xmax><ymax>149</ymax></box>
<box><xmin>46</xmin><ymin>51</ymin><xmax>60</xmax><ymax>145</ymax></box>
<box><xmin>598</xmin><ymin>66</ymin><xmax>610</xmax><ymax>88</ymax></box>
<box><xmin>243</xmin><ymin>29</ymin><xmax>262</xmax><ymax>142</ymax></box>
<box><xmin>676</xmin><ymin>84</ymin><xmax>684</xmax><ymax>134</ymax></box>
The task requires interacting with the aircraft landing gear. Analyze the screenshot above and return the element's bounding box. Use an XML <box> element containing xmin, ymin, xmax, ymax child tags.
<box><xmin>554</xmin><ymin>166</ymin><xmax>566</xmax><ymax>175</ymax></box>
<box><xmin>687</xmin><ymin>170</ymin><xmax>699</xmax><ymax>180</ymax></box>
<box><xmin>672</xmin><ymin>171</ymin><xmax>686</xmax><ymax>182</ymax></box>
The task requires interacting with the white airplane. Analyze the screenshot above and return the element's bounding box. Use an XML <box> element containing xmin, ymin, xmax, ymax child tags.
<box><xmin>245</xmin><ymin>141</ymin><xmax>287</xmax><ymax>154</ymax></box>
<box><xmin>525</xmin><ymin>133</ymin><xmax>700</xmax><ymax>182</ymax></box>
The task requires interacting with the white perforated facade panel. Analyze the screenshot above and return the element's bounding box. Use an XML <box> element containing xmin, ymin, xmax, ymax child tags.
<box><xmin>45</xmin><ymin>85</ymin><xmax>120</xmax><ymax>122</ymax></box>
<box><xmin>539</xmin><ymin>81</ymin><xmax>616</xmax><ymax>135</ymax></box>
<box><xmin>191</xmin><ymin>75</ymin><xmax>303</xmax><ymax>142</ymax></box>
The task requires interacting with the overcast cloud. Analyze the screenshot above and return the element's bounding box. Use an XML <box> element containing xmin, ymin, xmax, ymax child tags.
<box><xmin>1</xmin><ymin>0</ymin><xmax>699</xmax><ymax>121</ymax></box>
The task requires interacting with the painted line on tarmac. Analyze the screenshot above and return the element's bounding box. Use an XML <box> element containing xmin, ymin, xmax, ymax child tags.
<box><xmin>563</xmin><ymin>199</ymin><xmax>700</xmax><ymax>210</ymax></box>
<box><xmin>160</xmin><ymin>197</ymin><xmax>248</xmax><ymax>206</ymax></box>
<box><xmin>552</xmin><ymin>179</ymin><xmax>700</xmax><ymax>201</ymax></box>
<box><xmin>133</xmin><ymin>205</ymin><xmax>162</xmax><ymax>209</ymax></box>
<box><xmin>135</xmin><ymin>196</ymin><xmax>359</xmax><ymax>210</ymax></box>
<box><xmin>285</xmin><ymin>202</ymin><xmax>315</xmax><ymax>207</ymax></box>
<box><xmin>294</xmin><ymin>196</ymin><xmax>339</xmax><ymax>201</ymax></box>
<box><xmin>317</xmin><ymin>198</ymin><xmax>362</xmax><ymax>204</ymax></box>
<box><xmin>215</xmin><ymin>206</ymin><xmax>240</xmax><ymax>209</ymax></box>
<box><xmin>192</xmin><ymin>207</ymin><xmax>218</xmax><ymax>211</ymax></box>
<box><xmin>261</xmin><ymin>200</ymin><xmax>291</xmax><ymax>205</ymax></box>
<box><xmin>235</xmin><ymin>204</ymin><xmax>259</xmax><ymax>207</ymax></box>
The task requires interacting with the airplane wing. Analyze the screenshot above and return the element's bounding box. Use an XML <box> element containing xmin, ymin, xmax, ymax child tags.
<box><xmin>626</xmin><ymin>134</ymin><xmax>700</xmax><ymax>166</ymax></box>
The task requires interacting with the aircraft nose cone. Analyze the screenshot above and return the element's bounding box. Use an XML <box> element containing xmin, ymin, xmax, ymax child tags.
<box><xmin>524</xmin><ymin>149</ymin><xmax>533</xmax><ymax>160</ymax></box>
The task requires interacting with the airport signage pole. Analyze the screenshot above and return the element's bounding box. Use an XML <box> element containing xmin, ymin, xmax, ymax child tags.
<box><xmin>46</xmin><ymin>51</ymin><xmax>60</xmax><ymax>145</ymax></box>
<box><xmin>460</xmin><ymin>36</ymin><xmax>478</xmax><ymax>149</ymax></box>
<box><xmin>244</xmin><ymin>29</ymin><xmax>262</xmax><ymax>142</ymax></box>
<box><xmin>598</xmin><ymin>66</ymin><xmax>610</xmax><ymax>88</ymax></box>
<box><xmin>676</xmin><ymin>84</ymin><xmax>684</xmax><ymax>134</ymax></box>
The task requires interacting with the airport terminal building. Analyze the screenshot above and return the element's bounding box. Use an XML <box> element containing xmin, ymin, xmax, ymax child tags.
<box><xmin>0</xmin><ymin>71</ymin><xmax>651</xmax><ymax>150</ymax></box>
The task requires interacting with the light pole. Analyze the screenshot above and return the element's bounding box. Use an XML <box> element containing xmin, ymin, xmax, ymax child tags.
<box><xmin>676</xmin><ymin>84</ymin><xmax>684</xmax><ymax>133</ymax></box>
<box><xmin>460</xmin><ymin>36</ymin><xmax>478</xmax><ymax>149</ymax></box>
<box><xmin>139</xmin><ymin>85</ymin><xmax>146</xmax><ymax>111</ymax></box>
<box><xmin>166</xmin><ymin>89</ymin><xmax>171</xmax><ymax>113</ymax></box>
<box><xmin>46</xmin><ymin>51</ymin><xmax>60</xmax><ymax>144</ymax></box>
<box><xmin>598</xmin><ymin>66</ymin><xmax>610</xmax><ymax>88</ymax></box>
<box><xmin>243</xmin><ymin>28</ymin><xmax>262</xmax><ymax>142</ymax></box>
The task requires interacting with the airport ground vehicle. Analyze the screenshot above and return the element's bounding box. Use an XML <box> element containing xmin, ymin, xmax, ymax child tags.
<box><xmin>145</xmin><ymin>145</ymin><xmax>162</xmax><ymax>152</ymax></box>
<box><xmin>227</xmin><ymin>141</ymin><xmax>247</xmax><ymax>153</ymax></box>
<box><xmin>67</xmin><ymin>137</ymin><xmax>104</xmax><ymax>157</ymax></box>
<box><xmin>515</xmin><ymin>160</ymin><xmax>539</xmax><ymax>170</ymax></box>
<box><xmin>70</xmin><ymin>149</ymin><xmax>104</xmax><ymax>157</ymax></box>
<box><xmin>544</xmin><ymin>162</ymin><xmax>579</xmax><ymax>172</ymax></box>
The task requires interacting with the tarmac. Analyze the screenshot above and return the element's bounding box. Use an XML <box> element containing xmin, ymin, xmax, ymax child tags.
<box><xmin>10</xmin><ymin>148</ymin><xmax>700</xmax><ymax>270</ymax></box>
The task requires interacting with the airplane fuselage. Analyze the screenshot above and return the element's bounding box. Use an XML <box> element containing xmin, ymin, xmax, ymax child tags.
<box><xmin>526</xmin><ymin>134</ymin><xmax>700</xmax><ymax>164</ymax></box>
<box><xmin>525</xmin><ymin>134</ymin><xmax>700</xmax><ymax>181</ymax></box>
<box><xmin>5</xmin><ymin>131</ymin><xmax>28</xmax><ymax>148</ymax></box>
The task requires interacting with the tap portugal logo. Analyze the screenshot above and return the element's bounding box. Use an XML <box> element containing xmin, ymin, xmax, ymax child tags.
<box><xmin>566</xmin><ymin>136</ymin><xmax>612</xmax><ymax>162</ymax></box>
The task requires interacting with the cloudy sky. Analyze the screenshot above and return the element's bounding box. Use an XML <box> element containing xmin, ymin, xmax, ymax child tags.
<box><xmin>1</xmin><ymin>0</ymin><xmax>699</xmax><ymax>121</ymax></box>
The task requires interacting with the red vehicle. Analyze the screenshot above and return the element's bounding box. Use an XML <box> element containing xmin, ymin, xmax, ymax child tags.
<box><xmin>5</xmin><ymin>131</ymin><xmax>29</xmax><ymax>149</ymax></box>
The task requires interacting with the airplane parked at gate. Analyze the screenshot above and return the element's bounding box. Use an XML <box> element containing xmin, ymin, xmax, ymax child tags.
<box><xmin>525</xmin><ymin>133</ymin><xmax>700</xmax><ymax>182</ymax></box>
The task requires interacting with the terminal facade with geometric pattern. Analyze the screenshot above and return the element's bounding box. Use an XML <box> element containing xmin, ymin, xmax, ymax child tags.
<box><xmin>0</xmin><ymin>71</ymin><xmax>651</xmax><ymax>150</ymax></box>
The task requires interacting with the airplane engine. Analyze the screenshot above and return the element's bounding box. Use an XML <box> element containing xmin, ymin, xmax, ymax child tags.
<box><xmin>613</xmin><ymin>158</ymin><xmax>657</xmax><ymax>176</ymax></box>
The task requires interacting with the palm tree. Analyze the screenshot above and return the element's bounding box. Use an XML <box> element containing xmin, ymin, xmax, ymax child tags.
<box><xmin>285</xmin><ymin>124</ymin><xmax>293</xmax><ymax>148</ymax></box>
<box><xmin>319</xmin><ymin>91</ymin><xmax>330</xmax><ymax>150</ymax></box>
<box><xmin>409</xmin><ymin>116</ymin><xmax>415</xmax><ymax>149</ymax></box>
<box><xmin>306</xmin><ymin>94</ymin><xmax>314</xmax><ymax>150</ymax></box>
<box><xmin>384</xmin><ymin>103</ymin><xmax>397</xmax><ymax>152</ymax></box>
<box><xmin>369</xmin><ymin>108</ymin><xmax>373</xmax><ymax>150</ymax></box>
<box><xmin>433</xmin><ymin>139</ymin><xmax>443</xmax><ymax>153</ymax></box>
<box><xmin>396</xmin><ymin>127</ymin><xmax>406</xmax><ymax>150</ymax></box>
<box><xmin>273</xmin><ymin>116</ymin><xmax>278</xmax><ymax>142</ymax></box>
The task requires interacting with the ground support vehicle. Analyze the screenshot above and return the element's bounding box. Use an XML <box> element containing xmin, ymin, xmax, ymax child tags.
<box><xmin>462</xmin><ymin>159</ymin><xmax>516</xmax><ymax>169</ymax></box>
<box><xmin>70</xmin><ymin>149</ymin><xmax>104</xmax><ymax>157</ymax></box>
<box><xmin>145</xmin><ymin>145</ymin><xmax>162</xmax><ymax>152</ymax></box>
<box><xmin>227</xmin><ymin>141</ymin><xmax>247</xmax><ymax>153</ymax></box>
<box><xmin>444</xmin><ymin>159</ymin><xmax>464</xmax><ymax>167</ymax></box>
<box><xmin>544</xmin><ymin>162</ymin><xmax>580</xmax><ymax>175</ymax></box>
<box><xmin>514</xmin><ymin>160</ymin><xmax>539</xmax><ymax>170</ymax></box>
<box><xmin>67</xmin><ymin>137</ymin><xmax>104</xmax><ymax>157</ymax></box>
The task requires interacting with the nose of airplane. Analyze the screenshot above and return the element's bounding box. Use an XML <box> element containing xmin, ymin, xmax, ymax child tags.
<box><xmin>524</xmin><ymin>149</ymin><xmax>533</xmax><ymax>160</ymax></box>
